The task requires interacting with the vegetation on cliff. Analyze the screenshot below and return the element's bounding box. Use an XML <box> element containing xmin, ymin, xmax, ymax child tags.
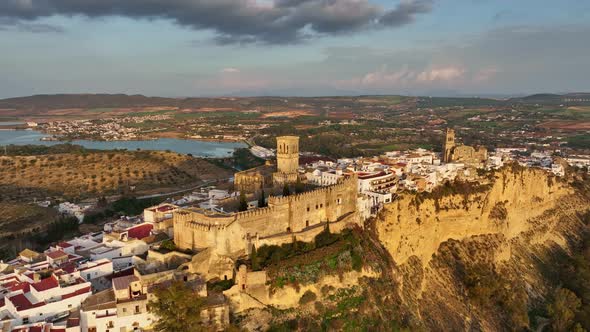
<box><xmin>149</xmin><ymin>281</ymin><xmax>206</xmax><ymax>332</ymax></box>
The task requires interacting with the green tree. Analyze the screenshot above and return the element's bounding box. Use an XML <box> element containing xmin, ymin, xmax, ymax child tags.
<box><xmin>548</xmin><ymin>288</ymin><xmax>582</xmax><ymax>332</ymax></box>
<box><xmin>295</xmin><ymin>177</ymin><xmax>305</xmax><ymax>194</ymax></box>
<box><xmin>258</xmin><ymin>188</ymin><xmax>267</xmax><ymax>208</ymax></box>
<box><xmin>282</xmin><ymin>183</ymin><xmax>291</xmax><ymax>197</ymax></box>
<box><xmin>239</xmin><ymin>191</ymin><xmax>248</xmax><ymax>212</ymax></box>
<box><xmin>160</xmin><ymin>240</ymin><xmax>177</xmax><ymax>251</ymax></box>
<box><xmin>150</xmin><ymin>281</ymin><xmax>205</xmax><ymax>332</ymax></box>
<box><xmin>251</xmin><ymin>245</ymin><xmax>260</xmax><ymax>271</ymax></box>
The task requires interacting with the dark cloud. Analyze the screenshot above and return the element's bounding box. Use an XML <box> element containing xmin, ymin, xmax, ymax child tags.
<box><xmin>0</xmin><ymin>17</ymin><xmax>63</xmax><ymax>33</ymax></box>
<box><xmin>0</xmin><ymin>0</ymin><xmax>434</xmax><ymax>44</ymax></box>
<box><xmin>380</xmin><ymin>0</ymin><xmax>434</xmax><ymax>27</ymax></box>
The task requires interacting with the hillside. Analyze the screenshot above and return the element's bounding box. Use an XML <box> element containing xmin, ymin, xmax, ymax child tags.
<box><xmin>3</xmin><ymin>92</ymin><xmax>589</xmax><ymax>114</ymax></box>
<box><xmin>235</xmin><ymin>166</ymin><xmax>590</xmax><ymax>331</ymax></box>
<box><xmin>0</xmin><ymin>147</ymin><xmax>232</xmax><ymax>201</ymax></box>
<box><xmin>511</xmin><ymin>93</ymin><xmax>590</xmax><ymax>105</ymax></box>
<box><xmin>376</xmin><ymin>166</ymin><xmax>590</xmax><ymax>330</ymax></box>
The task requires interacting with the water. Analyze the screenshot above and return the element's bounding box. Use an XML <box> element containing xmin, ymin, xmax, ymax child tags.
<box><xmin>0</xmin><ymin>130</ymin><xmax>247</xmax><ymax>158</ymax></box>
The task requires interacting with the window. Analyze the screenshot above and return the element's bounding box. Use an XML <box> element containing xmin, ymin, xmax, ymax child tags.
<box><xmin>122</xmin><ymin>308</ymin><xmax>127</xmax><ymax>313</ymax></box>
<box><xmin>320</xmin><ymin>204</ymin><xmax>323</xmax><ymax>208</ymax></box>
<box><xmin>135</xmin><ymin>305</ymin><xmax>140</xmax><ymax>314</ymax></box>
<box><xmin>305</xmin><ymin>220</ymin><xmax>309</xmax><ymax>227</ymax></box>
<box><xmin>307</xmin><ymin>207</ymin><xmax>310</xmax><ymax>212</ymax></box>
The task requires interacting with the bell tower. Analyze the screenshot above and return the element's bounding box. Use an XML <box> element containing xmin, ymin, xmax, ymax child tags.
<box><xmin>276</xmin><ymin>136</ymin><xmax>299</xmax><ymax>174</ymax></box>
<box><xmin>273</xmin><ymin>136</ymin><xmax>300</xmax><ymax>185</ymax></box>
<box><xmin>443</xmin><ymin>128</ymin><xmax>455</xmax><ymax>163</ymax></box>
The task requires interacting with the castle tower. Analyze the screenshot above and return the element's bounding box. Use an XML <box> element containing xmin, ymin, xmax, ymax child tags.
<box><xmin>443</xmin><ymin>128</ymin><xmax>455</xmax><ymax>163</ymax></box>
<box><xmin>276</xmin><ymin>136</ymin><xmax>299</xmax><ymax>174</ymax></box>
<box><xmin>273</xmin><ymin>136</ymin><xmax>300</xmax><ymax>185</ymax></box>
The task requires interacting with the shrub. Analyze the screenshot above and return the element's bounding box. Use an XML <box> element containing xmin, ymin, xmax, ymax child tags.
<box><xmin>299</xmin><ymin>290</ymin><xmax>317</xmax><ymax>305</ymax></box>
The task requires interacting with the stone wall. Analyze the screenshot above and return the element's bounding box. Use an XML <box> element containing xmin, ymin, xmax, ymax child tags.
<box><xmin>173</xmin><ymin>176</ymin><xmax>359</xmax><ymax>257</ymax></box>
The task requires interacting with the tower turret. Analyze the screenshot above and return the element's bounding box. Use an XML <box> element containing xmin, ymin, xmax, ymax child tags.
<box><xmin>273</xmin><ymin>136</ymin><xmax>300</xmax><ymax>185</ymax></box>
<box><xmin>276</xmin><ymin>136</ymin><xmax>299</xmax><ymax>174</ymax></box>
<box><xmin>443</xmin><ymin>128</ymin><xmax>455</xmax><ymax>163</ymax></box>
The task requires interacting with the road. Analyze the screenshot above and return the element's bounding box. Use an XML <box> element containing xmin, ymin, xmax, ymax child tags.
<box><xmin>137</xmin><ymin>178</ymin><xmax>231</xmax><ymax>200</ymax></box>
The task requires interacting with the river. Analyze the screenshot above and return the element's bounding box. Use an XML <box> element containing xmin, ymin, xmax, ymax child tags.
<box><xmin>0</xmin><ymin>129</ymin><xmax>247</xmax><ymax>158</ymax></box>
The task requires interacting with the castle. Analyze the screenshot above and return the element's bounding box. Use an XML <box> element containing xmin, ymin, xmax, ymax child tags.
<box><xmin>174</xmin><ymin>136</ymin><xmax>361</xmax><ymax>258</ymax></box>
<box><xmin>443</xmin><ymin>128</ymin><xmax>488</xmax><ymax>167</ymax></box>
<box><xmin>234</xmin><ymin>136</ymin><xmax>300</xmax><ymax>192</ymax></box>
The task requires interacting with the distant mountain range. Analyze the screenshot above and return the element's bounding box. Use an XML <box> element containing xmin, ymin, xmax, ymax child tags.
<box><xmin>0</xmin><ymin>92</ymin><xmax>589</xmax><ymax>111</ymax></box>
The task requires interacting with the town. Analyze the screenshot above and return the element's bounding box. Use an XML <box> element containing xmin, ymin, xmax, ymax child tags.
<box><xmin>1</xmin><ymin>128</ymin><xmax>588</xmax><ymax>332</ymax></box>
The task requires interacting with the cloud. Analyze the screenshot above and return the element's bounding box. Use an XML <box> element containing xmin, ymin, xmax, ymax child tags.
<box><xmin>356</xmin><ymin>64</ymin><xmax>465</xmax><ymax>89</ymax></box>
<box><xmin>221</xmin><ymin>67</ymin><xmax>240</xmax><ymax>73</ymax></box>
<box><xmin>380</xmin><ymin>0</ymin><xmax>434</xmax><ymax>27</ymax></box>
<box><xmin>416</xmin><ymin>66</ymin><xmax>465</xmax><ymax>82</ymax></box>
<box><xmin>0</xmin><ymin>17</ymin><xmax>63</xmax><ymax>33</ymax></box>
<box><xmin>0</xmin><ymin>0</ymin><xmax>434</xmax><ymax>44</ymax></box>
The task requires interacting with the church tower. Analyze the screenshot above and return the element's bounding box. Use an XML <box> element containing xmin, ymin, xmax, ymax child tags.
<box><xmin>443</xmin><ymin>128</ymin><xmax>455</xmax><ymax>163</ymax></box>
<box><xmin>274</xmin><ymin>136</ymin><xmax>300</xmax><ymax>185</ymax></box>
<box><xmin>276</xmin><ymin>136</ymin><xmax>299</xmax><ymax>174</ymax></box>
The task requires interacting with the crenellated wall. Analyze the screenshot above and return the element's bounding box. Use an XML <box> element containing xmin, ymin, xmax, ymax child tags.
<box><xmin>173</xmin><ymin>176</ymin><xmax>360</xmax><ymax>257</ymax></box>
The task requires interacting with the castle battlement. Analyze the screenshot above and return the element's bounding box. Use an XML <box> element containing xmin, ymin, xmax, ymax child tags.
<box><xmin>173</xmin><ymin>136</ymin><xmax>360</xmax><ymax>255</ymax></box>
<box><xmin>268</xmin><ymin>175</ymin><xmax>357</xmax><ymax>205</ymax></box>
<box><xmin>235</xmin><ymin>206</ymin><xmax>276</xmax><ymax>220</ymax></box>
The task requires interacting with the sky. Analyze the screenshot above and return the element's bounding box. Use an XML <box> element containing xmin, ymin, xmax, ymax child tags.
<box><xmin>0</xmin><ymin>0</ymin><xmax>589</xmax><ymax>98</ymax></box>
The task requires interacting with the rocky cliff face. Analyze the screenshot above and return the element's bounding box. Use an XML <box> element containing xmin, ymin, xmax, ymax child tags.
<box><xmin>376</xmin><ymin>166</ymin><xmax>590</xmax><ymax>330</ymax></box>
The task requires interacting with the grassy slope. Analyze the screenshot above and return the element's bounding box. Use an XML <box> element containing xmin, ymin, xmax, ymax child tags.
<box><xmin>0</xmin><ymin>150</ymin><xmax>232</xmax><ymax>201</ymax></box>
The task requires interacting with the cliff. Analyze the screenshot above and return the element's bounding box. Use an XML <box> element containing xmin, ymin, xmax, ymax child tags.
<box><xmin>376</xmin><ymin>166</ymin><xmax>590</xmax><ymax>330</ymax></box>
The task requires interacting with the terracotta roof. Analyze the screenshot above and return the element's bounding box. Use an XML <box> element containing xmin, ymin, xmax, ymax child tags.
<box><xmin>126</xmin><ymin>224</ymin><xmax>153</xmax><ymax>240</ymax></box>
<box><xmin>57</xmin><ymin>242</ymin><xmax>73</xmax><ymax>248</ymax></box>
<box><xmin>9</xmin><ymin>293</ymin><xmax>45</xmax><ymax>311</ymax></box>
<box><xmin>153</xmin><ymin>205</ymin><xmax>175</xmax><ymax>212</ymax></box>
<box><xmin>32</xmin><ymin>275</ymin><xmax>59</xmax><ymax>292</ymax></box>
<box><xmin>59</xmin><ymin>262</ymin><xmax>77</xmax><ymax>274</ymax></box>
<box><xmin>46</xmin><ymin>250</ymin><xmax>68</xmax><ymax>260</ymax></box>
<box><xmin>9</xmin><ymin>282</ymin><xmax>30</xmax><ymax>293</ymax></box>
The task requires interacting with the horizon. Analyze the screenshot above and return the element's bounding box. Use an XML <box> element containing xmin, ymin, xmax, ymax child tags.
<box><xmin>1</xmin><ymin>0</ymin><xmax>589</xmax><ymax>98</ymax></box>
<box><xmin>2</xmin><ymin>91</ymin><xmax>589</xmax><ymax>101</ymax></box>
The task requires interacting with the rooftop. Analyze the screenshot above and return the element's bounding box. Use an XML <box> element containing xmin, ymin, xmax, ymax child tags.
<box><xmin>46</xmin><ymin>250</ymin><xmax>68</xmax><ymax>260</ymax></box>
<box><xmin>81</xmin><ymin>289</ymin><xmax>116</xmax><ymax>311</ymax></box>
<box><xmin>31</xmin><ymin>275</ymin><xmax>59</xmax><ymax>292</ymax></box>
<box><xmin>19</xmin><ymin>249</ymin><xmax>41</xmax><ymax>259</ymax></box>
<box><xmin>112</xmin><ymin>275</ymin><xmax>139</xmax><ymax>291</ymax></box>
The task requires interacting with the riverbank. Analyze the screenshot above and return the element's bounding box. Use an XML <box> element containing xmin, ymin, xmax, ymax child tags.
<box><xmin>0</xmin><ymin>130</ymin><xmax>247</xmax><ymax>158</ymax></box>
